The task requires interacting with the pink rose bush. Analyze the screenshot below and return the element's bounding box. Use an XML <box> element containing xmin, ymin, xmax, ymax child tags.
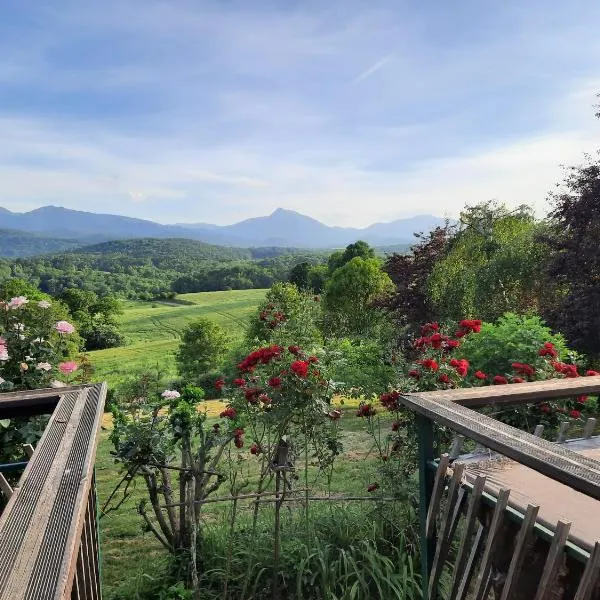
<box><xmin>0</xmin><ymin>295</ymin><xmax>81</xmax><ymax>391</ymax></box>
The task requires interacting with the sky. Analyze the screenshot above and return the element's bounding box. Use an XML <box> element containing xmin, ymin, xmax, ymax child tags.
<box><xmin>1</xmin><ymin>0</ymin><xmax>600</xmax><ymax>227</ymax></box>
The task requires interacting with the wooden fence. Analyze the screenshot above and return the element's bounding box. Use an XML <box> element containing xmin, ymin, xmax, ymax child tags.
<box><xmin>0</xmin><ymin>384</ymin><xmax>107</xmax><ymax>600</ymax></box>
<box><xmin>401</xmin><ymin>377</ymin><xmax>600</xmax><ymax>600</ymax></box>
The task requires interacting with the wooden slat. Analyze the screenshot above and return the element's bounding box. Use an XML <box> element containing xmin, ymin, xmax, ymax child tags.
<box><xmin>574</xmin><ymin>542</ymin><xmax>600</xmax><ymax>600</ymax></box>
<box><xmin>0</xmin><ymin>472</ymin><xmax>13</xmax><ymax>498</ymax></box>
<box><xmin>533</xmin><ymin>520</ymin><xmax>571</xmax><ymax>600</ymax></box>
<box><xmin>450</xmin><ymin>476</ymin><xmax>487</xmax><ymax>600</ymax></box>
<box><xmin>533</xmin><ymin>424</ymin><xmax>544</xmax><ymax>437</ymax></box>
<box><xmin>556</xmin><ymin>421</ymin><xmax>570</xmax><ymax>443</ymax></box>
<box><xmin>426</xmin><ymin>454</ymin><xmax>450</xmax><ymax>539</ymax></box>
<box><xmin>428</xmin><ymin>463</ymin><xmax>466</xmax><ymax>599</ymax></box>
<box><xmin>583</xmin><ymin>418</ymin><xmax>596</xmax><ymax>439</ymax></box>
<box><xmin>449</xmin><ymin>435</ymin><xmax>465</xmax><ymax>459</ymax></box>
<box><xmin>0</xmin><ymin>383</ymin><xmax>106</xmax><ymax>600</ymax></box>
<box><xmin>400</xmin><ymin>392</ymin><xmax>600</xmax><ymax>501</ymax></box>
<box><xmin>412</xmin><ymin>376</ymin><xmax>600</xmax><ymax>408</ymax></box>
<box><xmin>499</xmin><ymin>503</ymin><xmax>539</xmax><ymax>600</ymax></box>
<box><xmin>22</xmin><ymin>444</ymin><xmax>34</xmax><ymax>458</ymax></box>
<box><xmin>454</xmin><ymin>523</ymin><xmax>485</xmax><ymax>600</ymax></box>
<box><xmin>472</xmin><ymin>488</ymin><xmax>511</xmax><ymax>600</ymax></box>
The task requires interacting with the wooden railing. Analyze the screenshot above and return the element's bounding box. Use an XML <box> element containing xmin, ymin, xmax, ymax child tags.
<box><xmin>401</xmin><ymin>377</ymin><xmax>600</xmax><ymax>600</ymax></box>
<box><xmin>0</xmin><ymin>384</ymin><xmax>106</xmax><ymax>600</ymax></box>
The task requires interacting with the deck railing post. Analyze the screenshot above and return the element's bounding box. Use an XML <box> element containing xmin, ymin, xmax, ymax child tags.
<box><xmin>417</xmin><ymin>414</ymin><xmax>435</xmax><ymax>600</ymax></box>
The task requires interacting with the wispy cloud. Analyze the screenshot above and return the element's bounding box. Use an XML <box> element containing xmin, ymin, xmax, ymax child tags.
<box><xmin>0</xmin><ymin>0</ymin><xmax>600</xmax><ymax>225</ymax></box>
<box><xmin>352</xmin><ymin>54</ymin><xmax>394</xmax><ymax>84</ymax></box>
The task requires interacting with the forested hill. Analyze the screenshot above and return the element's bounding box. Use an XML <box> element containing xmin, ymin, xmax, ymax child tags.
<box><xmin>0</xmin><ymin>229</ymin><xmax>83</xmax><ymax>257</ymax></box>
<box><xmin>0</xmin><ymin>237</ymin><xmax>328</xmax><ymax>300</ymax></box>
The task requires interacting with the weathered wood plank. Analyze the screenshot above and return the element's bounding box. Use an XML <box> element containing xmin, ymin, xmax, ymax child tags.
<box><xmin>499</xmin><ymin>503</ymin><xmax>539</xmax><ymax>600</ymax></box>
<box><xmin>533</xmin><ymin>424</ymin><xmax>544</xmax><ymax>438</ymax></box>
<box><xmin>428</xmin><ymin>463</ymin><xmax>466</xmax><ymax>599</ymax></box>
<box><xmin>583</xmin><ymin>418</ymin><xmax>596</xmax><ymax>439</ymax></box>
<box><xmin>533</xmin><ymin>520</ymin><xmax>571</xmax><ymax>600</ymax></box>
<box><xmin>426</xmin><ymin>454</ymin><xmax>450</xmax><ymax>539</ymax></box>
<box><xmin>472</xmin><ymin>488</ymin><xmax>511</xmax><ymax>600</ymax></box>
<box><xmin>412</xmin><ymin>376</ymin><xmax>600</xmax><ymax>408</ymax></box>
<box><xmin>574</xmin><ymin>542</ymin><xmax>600</xmax><ymax>600</ymax></box>
<box><xmin>0</xmin><ymin>383</ymin><xmax>106</xmax><ymax>600</ymax></box>
<box><xmin>400</xmin><ymin>392</ymin><xmax>600</xmax><ymax>501</ymax></box>
<box><xmin>454</xmin><ymin>523</ymin><xmax>485</xmax><ymax>600</ymax></box>
<box><xmin>449</xmin><ymin>476</ymin><xmax>487</xmax><ymax>600</ymax></box>
<box><xmin>556</xmin><ymin>421</ymin><xmax>570</xmax><ymax>443</ymax></box>
<box><xmin>0</xmin><ymin>472</ymin><xmax>13</xmax><ymax>499</ymax></box>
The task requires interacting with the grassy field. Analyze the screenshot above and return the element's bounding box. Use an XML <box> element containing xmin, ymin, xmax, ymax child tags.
<box><xmin>88</xmin><ymin>289</ymin><xmax>266</xmax><ymax>387</ymax></box>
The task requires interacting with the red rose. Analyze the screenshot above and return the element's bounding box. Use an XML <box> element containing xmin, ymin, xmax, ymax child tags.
<box><xmin>511</xmin><ymin>363</ymin><xmax>535</xmax><ymax>378</ymax></box>
<box><xmin>268</xmin><ymin>376</ymin><xmax>282</xmax><ymax>388</ymax></box>
<box><xmin>445</xmin><ymin>339</ymin><xmax>460</xmax><ymax>350</ymax></box>
<box><xmin>288</xmin><ymin>345</ymin><xmax>301</xmax><ymax>355</ymax></box>
<box><xmin>540</xmin><ymin>404</ymin><xmax>551</xmax><ymax>414</ymax></box>
<box><xmin>421</xmin><ymin>322</ymin><xmax>440</xmax><ymax>335</ymax></box>
<box><xmin>250</xmin><ymin>443</ymin><xmax>261</xmax><ymax>455</ymax></box>
<box><xmin>449</xmin><ymin>358</ymin><xmax>469</xmax><ymax>377</ymax></box>
<box><xmin>391</xmin><ymin>421</ymin><xmax>401</xmax><ymax>432</ymax></box>
<box><xmin>493</xmin><ymin>375</ymin><xmax>508</xmax><ymax>385</ymax></box>
<box><xmin>538</xmin><ymin>342</ymin><xmax>558</xmax><ymax>358</ymax></box>
<box><xmin>474</xmin><ymin>371</ymin><xmax>487</xmax><ymax>380</ymax></box>
<box><xmin>233</xmin><ymin>378</ymin><xmax>246</xmax><ymax>387</ymax></box>
<box><xmin>577</xmin><ymin>395</ymin><xmax>588</xmax><ymax>404</ymax></box>
<box><xmin>419</xmin><ymin>358</ymin><xmax>439</xmax><ymax>371</ymax></box>
<box><xmin>438</xmin><ymin>374</ymin><xmax>451</xmax><ymax>384</ymax></box>
<box><xmin>258</xmin><ymin>393</ymin><xmax>272</xmax><ymax>405</ymax></box>
<box><xmin>454</xmin><ymin>330</ymin><xmax>466</xmax><ymax>338</ymax></box>
<box><xmin>367</xmin><ymin>483</ymin><xmax>379</xmax><ymax>493</ymax></box>
<box><xmin>291</xmin><ymin>360</ymin><xmax>309</xmax><ymax>377</ymax></box>
<box><xmin>569</xmin><ymin>409</ymin><xmax>582</xmax><ymax>419</ymax></box>
<box><xmin>586</xmin><ymin>370</ymin><xmax>600</xmax><ymax>376</ymax></box>
<box><xmin>234</xmin><ymin>436</ymin><xmax>244</xmax><ymax>448</ymax></box>
<box><xmin>219</xmin><ymin>406</ymin><xmax>237</xmax><ymax>419</ymax></box>
<box><xmin>215</xmin><ymin>378</ymin><xmax>225</xmax><ymax>391</ymax></box>
<box><xmin>308</xmin><ymin>356</ymin><xmax>319</xmax><ymax>363</ymax></box>
<box><xmin>408</xmin><ymin>369</ymin><xmax>420</xmax><ymax>379</ymax></box>
<box><xmin>356</xmin><ymin>404</ymin><xmax>376</xmax><ymax>417</ymax></box>
<box><xmin>512</xmin><ymin>377</ymin><xmax>525</xmax><ymax>383</ymax></box>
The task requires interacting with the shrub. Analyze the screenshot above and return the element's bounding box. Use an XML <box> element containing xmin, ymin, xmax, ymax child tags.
<box><xmin>457</xmin><ymin>313</ymin><xmax>572</xmax><ymax>377</ymax></box>
<box><xmin>176</xmin><ymin>318</ymin><xmax>229</xmax><ymax>385</ymax></box>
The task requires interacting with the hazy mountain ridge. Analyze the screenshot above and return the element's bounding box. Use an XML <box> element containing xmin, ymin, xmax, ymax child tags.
<box><xmin>0</xmin><ymin>205</ymin><xmax>445</xmax><ymax>250</ymax></box>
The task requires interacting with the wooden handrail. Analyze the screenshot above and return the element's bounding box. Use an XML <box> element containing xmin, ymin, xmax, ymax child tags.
<box><xmin>414</xmin><ymin>375</ymin><xmax>600</xmax><ymax>408</ymax></box>
<box><xmin>0</xmin><ymin>383</ymin><xmax>106</xmax><ymax>600</ymax></box>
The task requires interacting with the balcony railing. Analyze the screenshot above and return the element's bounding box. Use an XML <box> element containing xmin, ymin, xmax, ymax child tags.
<box><xmin>402</xmin><ymin>376</ymin><xmax>600</xmax><ymax>600</ymax></box>
<box><xmin>0</xmin><ymin>384</ymin><xmax>107</xmax><ymax>600</ymax></box>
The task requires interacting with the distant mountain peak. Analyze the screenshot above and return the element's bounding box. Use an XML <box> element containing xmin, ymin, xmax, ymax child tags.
<box><xmin>0</xmin><ymin>204</ymin><xmax>446</xmax><ymax>249</ymax></box>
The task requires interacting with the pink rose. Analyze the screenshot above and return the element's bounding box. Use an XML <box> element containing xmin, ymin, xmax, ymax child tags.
<box><xmin>55</xmin><ymin>321</ymin><xmax>75</xmax><ymax>335</ymax></box>
<box><xmin>59</xmin><ymin>361</ymin><xmax>78</xmax><ymax>375</ymax></box>
<box><xmin>8</xmin><ymin>296</ymin><xmax>29</xmax><ymax>309</ymax></box>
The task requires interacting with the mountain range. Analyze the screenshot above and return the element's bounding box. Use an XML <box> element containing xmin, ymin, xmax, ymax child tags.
<box><xmin>0</xmin><ymin>205</ymin><xmax>445</xmax><ymax>251</ymax></box>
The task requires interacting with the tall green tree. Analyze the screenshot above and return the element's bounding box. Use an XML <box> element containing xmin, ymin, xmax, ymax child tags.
<box><xmin>176</xmin><ymin>318</ymin><xmax>230</xmax><ymax>385</ymax></box>
<box><xmin>323</xmin><ymin>257</ymin><xmax>393</xmax><ymax>337</ymax></box>
<box><xmin>427</xmin><ymin>202</ymin><xmax>546</xmax><ymax>321</ymax></box>
<box><xmin>542</xmin><ymin>152</ymin><xmax>600</xmax><ymax>356</ymax></box>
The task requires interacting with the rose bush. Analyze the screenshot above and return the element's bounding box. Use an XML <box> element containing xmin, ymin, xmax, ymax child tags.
<box><xmin>360</xmin><ymin>318</ymin><xmax>599</xmax><ymax>494</ymax></box>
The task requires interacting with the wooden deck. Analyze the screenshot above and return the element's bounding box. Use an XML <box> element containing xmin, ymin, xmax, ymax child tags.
<box><xmin>402</xmin><ymin>377</ymin><xmax>600</xmax><ymax>600</ymax></box>
<box><xmin>0</xmin><ymin>384</ymin><xmax>106</xmax><ymax>600</ymax></box>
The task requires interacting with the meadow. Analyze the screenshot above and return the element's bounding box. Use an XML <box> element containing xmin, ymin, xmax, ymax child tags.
<box><xmin>88</xmin><ymin>289</ymin><xmax>267</xmax><ymax>387</ymax></box>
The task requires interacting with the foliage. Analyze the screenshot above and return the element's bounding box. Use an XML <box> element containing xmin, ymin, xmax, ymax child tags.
<box><xmin>327</xmin><ymin>240</ymin><xmax>376</xmax><ymax>273</ymax></box>
<box><xmin>60</xmin><ymin>288</ymin><xmax>124</xmax><ymax>350</ymax></box>
<box><xmin>176</xmin><ymin>318</ymin><xmax>230</xmax><ymax>385</ymax></box>
<box><xmin>6</xmin><ymin>238</ymin><xmax>328</xmax><ymax>300</ymax></box>
<box><xmin>289</xmin><ymin>262</ymin><xmax>311</xmax><ymax>290</ymax></box>
<box><xmin>245</xmin><ymin>283</ymin><xmax>322</xmax><ymax>349</ymax></box>
<box><xmin>0</xmin><ymin>229</ymin><xmax>81</xmax><ymax>258</ymax></box>
<box><xmin>323</xmin><ymin>338</ymin><xmax>401</xmax><ymax>398</ymax></box>
<box><xmin>382</xmin><ymin>226</ymin><xmax>453</xmax><ymax>330</ymax></box>
<box><xmin>458</xmin><ymin>313</ymin><xmax>571</xmax><ymax>377</ymax></box>
<box><xmin>322</xmin><ymin>257</ymin><xmax>393</xmax><ymax>338</ymax></box>
<box><xmin>0</xmin><ymin>292</ymin><xmax>80</xmax><ymax>462</ymax></box>
<box><xmin>306</xmin><ymin>264</ymin><xmax>328</xmax><ymax>293</ymax></box>
<box><xmin>428</xmin><ymin>202</ymin><xmax>547</xmax><ymax>321</ymax></box>
<box><xmin>542</xmin><ymin>152</ymin><xmax>600</xmax><ymax>356</ymax></box>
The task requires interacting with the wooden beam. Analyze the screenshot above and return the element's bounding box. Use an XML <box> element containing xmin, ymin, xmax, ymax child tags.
<box><xmin>0</xmin><ymin>472</ymin><xmax>13</xmax><ymax>499</ymax></box>
<box><xmin>574</xmin><ymin>542</ymin><xmax>600</xmax><ymax>600</ymax></box>
<box><xmin>400</xmin><ymin>392</ymin><xmax>600</xmax><ymax>501</ymax></box>
<box><xmin>0</xmin><ymin>383</ymin><xmax>106</xmax><ymax>600</ymax></box>
<box><xmin>412</xmin><ymin>376</ymin><xmax>600</xmax><ymax>409</ymax></box>
<box><xmin>454</xmin><ymin>524</ymin><xmax>485</xmax><ymax>600</ymax></box>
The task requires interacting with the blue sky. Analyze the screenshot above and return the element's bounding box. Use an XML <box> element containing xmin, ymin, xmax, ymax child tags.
<box><xmin>1</xmin><ymin>0</ymin><xmax>600</xmax><ymax>226</ymax></box>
